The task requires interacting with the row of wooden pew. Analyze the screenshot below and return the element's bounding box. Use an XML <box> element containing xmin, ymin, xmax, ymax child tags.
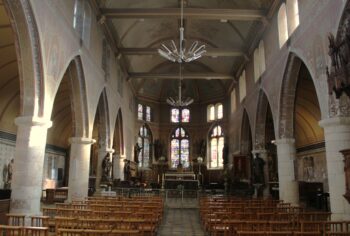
<box><xmin>200</xmin><ymin>196</ymin><xmax>349</xmax><ymax>235</ymax></box>
<box><xmin>1</xmin><ymin>196</ymin><xmax>164</xmax><ymax>235</ymax></box>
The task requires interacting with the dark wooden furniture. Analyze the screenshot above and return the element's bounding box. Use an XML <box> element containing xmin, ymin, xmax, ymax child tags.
<box><xmin>340</xmin><ymin>149</ymin><xmax>350</xmax><ymax>203</ymax></box>
<box><xmin>45</xmin><ymin>188</ymin><xmax>68</xmax><ymax>204</ymax></box>
<box><xmin>0</xmin><ymin>199</ymin><xmax>10</xmax><ymax>225</ymax></box>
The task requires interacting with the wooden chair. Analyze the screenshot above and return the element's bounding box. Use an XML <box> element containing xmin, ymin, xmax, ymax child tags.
<box><xmin>0</xmin><ymin>225</ymin><xmax>23</xmax><ymax>235</ymax></box>
<box><xmin>109</xmin><ymin>229</ymin><xmax>140</xmax><ymax>235</ymax></box>
<box><xmin>7</xmin><ymin>214</ymin><xmax>26</xmax><ymax>226</ymax></box>
<box><xmin>83</xmin><ymin>229</ymin><xmax>111</xmax><ymax>236</ymax></box>
<box><xmin>23</xmin><ymin>226</ymin><xmax>49</xmax><ymax>236</ymax></box>
<box><xmin>30</xmin><ymin>216</ymin><xmax>49</xmax><ymax>227</ymax></box>
<box><xmin>56</xmin><ymin>228</ymin><xmax>83</xmax><ymax>236</ymax></box>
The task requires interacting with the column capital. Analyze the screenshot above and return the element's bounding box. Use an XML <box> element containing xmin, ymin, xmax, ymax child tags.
<box><xmin>69</xmin><ymin>137</ymin><xmax>96</xmax><ymax>145</ymax></box>
<box><xmin>319</xmin><ymin>117</ymin><xmax>350</xmax><ymax>128</ymax></box>
<box><xmin>106</xmin><ymin>148</ymin><xmax>115</xmax><ymax>154</ymax></box>
<box><xmin>15</xmin><ymin>116</ymin><xmax>52</xmax><ymax>128</ymax></box>
<box><xmin>274</xmin><ymin>138</ymin><xmax>295</xmax><ymax>145</ymax></box>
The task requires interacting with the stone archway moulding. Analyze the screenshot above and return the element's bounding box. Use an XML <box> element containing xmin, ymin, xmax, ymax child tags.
<box><xmin>4</xmin><ymin>0</ymin><xmax>44</xmax><ymax>118</ymax></box>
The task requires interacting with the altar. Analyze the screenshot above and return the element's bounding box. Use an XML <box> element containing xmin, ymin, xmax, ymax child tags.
<box><xmin>163</xmin><ymin>172</ymin><xmax>199</xmax><ymax>190</ymax></box>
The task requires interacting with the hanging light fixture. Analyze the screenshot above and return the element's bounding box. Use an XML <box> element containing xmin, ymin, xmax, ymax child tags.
<box><xmin>166</xmin><ymin>65</ymin><xmax>194</xmax><ymax>107</ymax></box>
<box><xmin>158</xmin><ymin>0</ymin><xmax>206</xmax><ymax>63</ymax></box>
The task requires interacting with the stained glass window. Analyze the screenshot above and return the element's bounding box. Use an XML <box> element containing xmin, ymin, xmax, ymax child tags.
<box><xmin>171</xmin><ymin>108</ymin><xmax>190</xmax><ymax>123</ymax></box>
<box><xmin>138</xmin><ymin>125</ymin><xmax>152</xmax><ymax>168</ymax></box>
<box><xmin>138</xmin><ymin>104</ymin><xmax>143</xmax><ymax>120</ymax></box>
<box><xmin>146</xmin><ymin>106</ymin><xmax>151</xmax><ymax>122</ymax></box>
<box><xmin>170</xmin><ymin>127</ymin><xmax>189</xmax><ymax>168</ymax></box>
<box><xmin>210</xmin><ymin>125</ymin><xmax>224</xmax><ymax>168</ymax></box>
<box><xmin>171</xmin><ymin>108</ymin><xmax>180</xmax><ymax>123</ymax></box>
<box><xmin>182</xmin><ymin>109</ymin><xmax>190</xmax><ymax>122</ymax></box>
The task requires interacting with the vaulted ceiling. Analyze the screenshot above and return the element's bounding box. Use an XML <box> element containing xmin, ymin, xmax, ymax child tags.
<box><xmin>94</xmin><ymin>0</ymin><xmax>280</xmax><ymax>103</ymax></box>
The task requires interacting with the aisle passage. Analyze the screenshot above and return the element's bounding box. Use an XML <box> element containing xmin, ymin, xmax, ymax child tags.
<box><xmin>157</xmin><ymin>208</ymin><xmax>206</xmax><ymax>236</ymax></box>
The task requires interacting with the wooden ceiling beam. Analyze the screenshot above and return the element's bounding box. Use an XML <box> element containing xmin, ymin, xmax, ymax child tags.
<box><xmin>128</xmin><ymin>72</ymin><xmax>234</xmax><ymax>80</ymax></box>
<box><xmin>101</xmin><ymin>8</ymin><xmax>266</xmax><ymax>21</ymax></box>
<box><xmin>119</xmin><ymin>48</ymin><xmax>244</xmax><ymax>57</ymax></box>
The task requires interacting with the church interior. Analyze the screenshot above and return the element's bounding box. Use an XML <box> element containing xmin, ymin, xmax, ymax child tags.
<box><xmin>1</xmin><ymin>0</ymin><xmax>350</xmax><ymax>235</ymax></box>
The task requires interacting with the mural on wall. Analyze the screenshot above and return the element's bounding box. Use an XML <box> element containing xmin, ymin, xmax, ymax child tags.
<box><xmin>296</xmin><ymin>151</ymin><xmax>328</xmax><ymax>191</ymax></box>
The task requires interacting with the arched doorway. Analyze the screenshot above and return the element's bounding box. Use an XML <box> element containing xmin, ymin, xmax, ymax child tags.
<box><xmin>90</xmin><ymin>89</ymin><xmax>110</xmax><ymax>188</ymax></box>
<box><xmin>46</xmin><ymin>57</ymin><xmax>89</xmax><ymax>202</ymax></box>
<box><xmin>112</xmin><ymin>109</ymin><xmax>124</xmax><ymax>180</ymax></box>
<box><xmin>278</xmin><ymin>53</ymin><xmax>326</xmax><ymax>206</ymax></box>
<box><xmin>240</xmin><ymin>109</ymin><xmax>253</xmax><ymax>183</ymax></box>
<box><xmin>255</xmin><ymin>91</ymin><xmax>278</xmax><ymax>197</ymax></box>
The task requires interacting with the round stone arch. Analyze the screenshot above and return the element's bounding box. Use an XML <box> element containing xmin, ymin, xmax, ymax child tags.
<box><xmin>3</xmin><ymin>0</ymin><xmax>45</xmax><ymax>117</ymax></box>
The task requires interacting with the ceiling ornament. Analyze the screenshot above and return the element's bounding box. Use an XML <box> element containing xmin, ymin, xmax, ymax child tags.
<box><xmin>157</xmin><ymin>0</ymin><xmax>206</xmax><ymax>63</ymax></box>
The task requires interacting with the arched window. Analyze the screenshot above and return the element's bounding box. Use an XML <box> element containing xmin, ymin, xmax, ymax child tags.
<box><xmin>207</xmin><ymin>103</ymin><xmax>223</xmax><ymax>121</ymax></box>
<box><xmin>170</xmin><ymin>127</ymin><xmax>190</xmax><ymax>168</ymax></box>
<box><xmin>278</xmin><ymin>3</ymin><xmax>288</xmax><ymax>48</ymax></box>
<box><xmin>239</xmin><ymin>70</ymin><xmax>246</xmax><ymax>102</ymax></box>
<box><xmin>216</xmin><ymin>103</ymin><xmax>223</xmax><ymax>119</ymax></box>
<box><xmin>231</xmin><ymin>89</ymin><xmax>237</xmax><ymax>114</ymax></box>
<box><xmin>209</xmin><ymin>125</ymin><xmax>224</xmax><ymax>169</ymax></box>
<box><xmin>287</xmin><ymin>0</ymin><xmax>299</xmax><ymax>35</ymax></box>
<box><xmin>137</xmin><ymin>125</ymin><xmax>152</xmax><ymax>168</ymax></box>
<box><xmin>254</xmin><ymin>48</ymin><xmax>260</xmax><ymax>81</ymax></box>
<box><xmin>138</xmin><ymin>104</ymin><xmax>143</xmax><ymax>120</ymax></box>
<box><xmin>171</xmin><ymin>108</ymin><xmax>190</xmax><ymax>123</ymax></box>
<box><xmin>259</xmin><ymin>40</ymin><xmax>266</xmax><ymax>75</ymax></box>
<box><xmin>73</xmin><ymin>0</ymin><xmax>92</xmax><ymax>45</ymax></box>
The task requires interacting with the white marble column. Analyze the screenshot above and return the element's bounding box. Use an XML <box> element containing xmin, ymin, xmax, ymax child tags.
<box><xmin>319</xmin><ymin>117</ymin><xmax>350</xmax><ymax>220</ymax></box>
<box><xmin>67</xmin><ymin>137</ymin><xmax>95</xmax><ymax>202</ymax></box>
<box><xmin>252</xmin><ymin>149</ymin><xmax>269</xmax><ymax>197</ymax></box>
<box><xmin>275</xmin><ymin>138</ymin><xmax>299</xmax><ymax>205</ymax></box>
<box><xmin>11</xmin><ymin>116</ymin><xmax>52</xmax><ymax>215</ymax></box>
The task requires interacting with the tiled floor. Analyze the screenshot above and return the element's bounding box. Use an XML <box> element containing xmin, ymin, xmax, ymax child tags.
<box><xmin>157</xmin><ymin>208</ymin><xmax>207</xmax><ymax>236</ymax></box>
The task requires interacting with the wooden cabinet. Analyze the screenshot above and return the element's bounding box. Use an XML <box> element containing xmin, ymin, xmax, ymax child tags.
<box><xmin>340</xmin><ymin>149</ymin><xmax>350</xmax><ymax>203</ymax></box>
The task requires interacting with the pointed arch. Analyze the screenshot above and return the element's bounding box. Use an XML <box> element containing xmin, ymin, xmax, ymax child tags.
<box><xmin>113</xmin><ymin>108</ymin><xmax>124</xmax><ymax>156</ymax></box>
<box><xmin>170</xmin><ymin>127</ymin><xmax>190</xmax><ymax>168</ymax></box>
<box><xmin>241</xmin><ymin>109</ymin><xmax>253</xmax><ymax>155</ymax></box>
<box><xmin>93</xmin><ymin>89</ymin><xmax>111</xmax><ymax>147</ymax></box>
<box><xmin>278</xmin><ymin>3</ymin><xmax>288</xmax><ymax>48</ymax></box>
<box><xmin>255</xmin><ymin>90</ymin><xmax>275</xmax><ymax>149</ymax></box>
<box><xmin>3</xmin><ymin>0</ymin><xmax>45</xmax><ymax>117</ymax></box>
<box><xmin>137</xmin><ymin>123</ymin><xmax>152</xmax><ymax>168</ymax></box>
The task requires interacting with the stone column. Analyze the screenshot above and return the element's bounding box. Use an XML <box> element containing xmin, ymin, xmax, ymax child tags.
<box><xmin>67</xmin><ymin>137</ymin><xmax>95</xmax><ymax>202</ymax></box>
<box><xmin>275</xmin><ymin>138</ymin><xmax>299</xmax><ymax>205</ymax></box>
<box><xmin>252</xmin><ymin>149</ymin><xmax>269</xmax><ymax>197</ymax></box>
<box><xmin>11</xmin><ymin>116</ymin><xmax>52</xmax><ymax>215</ymax></box>
<box><xmin>96</xmin><ymin>148</ymin><xmax>114</xmax><ymax>188</ymax></box>
<box><xmin>319</xmin><ymin>117</ymin><xmax>350</xmax><ymax>220</ymax></box>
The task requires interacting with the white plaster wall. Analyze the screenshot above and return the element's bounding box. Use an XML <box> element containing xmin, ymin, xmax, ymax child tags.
<box><xmin>29</xmin><ymin>0</ymin><xmax>136</xmax><ymax>161</ymax></box>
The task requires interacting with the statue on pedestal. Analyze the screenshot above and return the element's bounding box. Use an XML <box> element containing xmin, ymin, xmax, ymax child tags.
<box><xmin>101</xmin><ymin>154</ymin><xmax>112</xmax><ymax>182</ymax></box>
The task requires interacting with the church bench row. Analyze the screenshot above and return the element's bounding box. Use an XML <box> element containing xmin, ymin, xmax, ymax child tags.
<box><xmin>0</xmin><ymin>225</ymin><xmax>48</xmax><ymax>236</ymax></box>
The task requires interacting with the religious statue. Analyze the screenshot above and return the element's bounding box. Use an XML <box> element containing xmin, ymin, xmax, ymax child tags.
<box><xmin>3</xmin><ymin>159</ymin><xmax>13</xmax><ymax>189</ymax></box>
<box><xmin>199</xmin><ymin>139</ymin><xmax>206</xmax><ymax>159</ymax></box>
<box><xmin>101</xmin><ymin>154</ymin><xmax>112</xmax><ymax>182</ymax></box>
<box><xmin>134</xmin><ymin>143</ymin><xmax>142</xmax><ymax>163</ymax></box>
<box><xmin>252</xmin><ymin>153</ymin><xmax>265</xmax><ymax>184</ymax></box>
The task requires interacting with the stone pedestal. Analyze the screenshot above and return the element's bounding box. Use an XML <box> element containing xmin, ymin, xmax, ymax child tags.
<box><xmin>11</xmin><ymin>116</ymin><xmax>52</xmax><ymax>215</ymax></box>
<box><xmin>252</xmin><ymin>149</ymin><xmax>269</xmax><ymax>197</ymax></box>
<box><xmin>275</xmin><ymin>138</ymin><xmax>299</xmax><ymax>205</ymax></box>
<box><xmin>320</xmin><ymin>117</ymin><xmax>350</xmax><ymax>220</ymax></box>
<box><xmin>67</xmin><ymin>137</ymin><xmax>95</xmax><ymax>202</ymax></box>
